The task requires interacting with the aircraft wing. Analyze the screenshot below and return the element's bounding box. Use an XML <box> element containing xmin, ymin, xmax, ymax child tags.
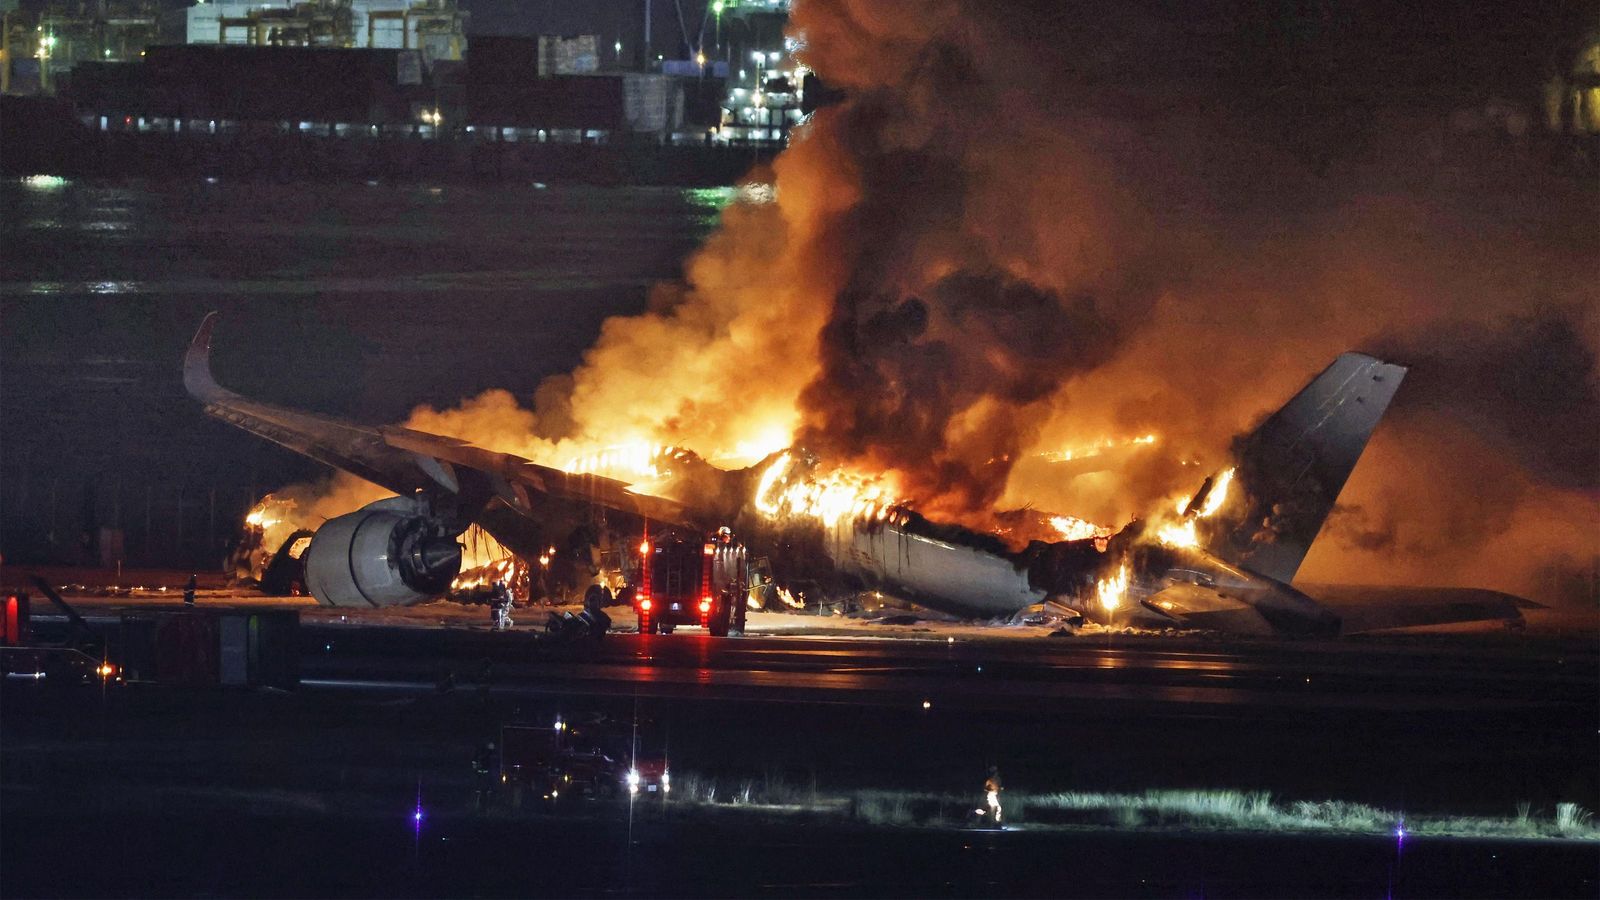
<box><xmin>1299</xmin><ymin>584</ymin><xmax>1539</xmax><ymax>633</ymax></box>
<box><xmin>184</xmin><ymin>313</ymin><xmax>692</xmax><ymax>526</ymax></box>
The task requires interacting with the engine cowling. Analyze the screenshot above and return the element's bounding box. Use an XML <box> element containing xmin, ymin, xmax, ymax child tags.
<box><xmin>303</xmin><ymin>498</ymin><xmax>463</xmax><ymax>608</ymax></box>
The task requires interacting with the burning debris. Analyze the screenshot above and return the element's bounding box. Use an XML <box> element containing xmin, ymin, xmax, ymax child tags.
<box><xmin>753</xmin><ymin>450</ymin><xmax>902</xmax><ymax>526</ymax></box>
<box><xmin>1153</xmin><ymin>468</ymin><xmax>1236</xmax><ymax>550</ymax></box>
<box><xmin>227</xmin><ymin>493</ymin><xmax>315</xmax><ymax>595</ymax></box>
<box><xmin>1095</xmin><ymin>562</ymin><xmax>1130</xmax><ymax>614</ymax></box>
<box><xmin>1048</xmin><ymin>515</ymin><xmax>1114</xmax><ymax>547</ymax></box>
<box><xmin>562</xmin><ymin>442</ymin><xmax>695</xmax><ymax>485</ymax></box>
<box><xmin>774</xmin><ymin>585</ymin><xmax>805</xmax><ymax>609</ymax></box>
<box><xmin>448</xmin><ymin>556</ymin><xmax>530</xmax><ymax>604</ymax></box>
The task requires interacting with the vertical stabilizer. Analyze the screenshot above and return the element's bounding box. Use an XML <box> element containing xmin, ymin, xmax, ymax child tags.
<box><xmin>1203</xmin><ymin>353</ymin><xmax>1406</xmax><ymax>583</ymax></box>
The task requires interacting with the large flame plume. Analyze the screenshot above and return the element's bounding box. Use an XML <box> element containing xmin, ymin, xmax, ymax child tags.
<box><xmin>277</xmin><ymin>1</ymin><xmax>1595</xmax><ymax>609</ymax></box>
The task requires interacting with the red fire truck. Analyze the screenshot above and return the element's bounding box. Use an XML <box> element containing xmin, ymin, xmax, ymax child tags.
<box><xmin>633</xmin><ymin>526</ymin><xmax>749</xmax><ymax>636</ymax></box>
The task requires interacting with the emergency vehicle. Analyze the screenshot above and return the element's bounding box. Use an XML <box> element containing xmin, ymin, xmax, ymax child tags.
<box><xmin>494</xmin><ymin>717</ymin><xmax>670</xmax><ymax>804</ymax></box>
<box><xmin>633</xmin><ymin>527</ymin><xmax>749</xmax><ymax>636</ymax></box>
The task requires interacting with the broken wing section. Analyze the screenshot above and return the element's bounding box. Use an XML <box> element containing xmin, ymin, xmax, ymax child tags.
<box><xmin>1205</xmin><ymin>353</ymin><xmax>1406</xmax><ymax>584</ymax></box>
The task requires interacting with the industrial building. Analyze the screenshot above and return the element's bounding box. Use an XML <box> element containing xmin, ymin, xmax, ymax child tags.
<box><xmin>184</xmin><ymin>0</ymin><xmax>466</xmax><ymax>63</ymax></box>
<box><xmin>1</xmin><ymin>0</ymin><xmax>810</xmax><ymax>182</ymax></box>
<box><xmin>0</xmin><ymin>1</ymin><xmax>160</xmax><ymax>95</ymax></box>
<box><xmin>5</xmin><ymin>0</ymin><xmax>798</xmax><ymax>145</ymax></box>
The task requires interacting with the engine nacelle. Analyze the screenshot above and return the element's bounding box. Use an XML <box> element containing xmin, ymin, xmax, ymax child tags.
<box><xmin>303</xmin><ymin>497</ymin><xmax>463</xmax><ymax>608</ymax></box>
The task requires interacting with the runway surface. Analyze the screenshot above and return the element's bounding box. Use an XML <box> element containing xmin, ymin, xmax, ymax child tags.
<box><xmin>8</xmin><ymin>597</ymin><xmax>1597</xmax><ymax>896</ymax></box>
<box><xmin>294</xmin><ymin>624</ymin><xmax>1597</xmax><ymax>715</ymax></box>
<box><xmin>30</xmin><ymin>591</ymin><xmax>1598</xmax><ymax>718</ymax></box>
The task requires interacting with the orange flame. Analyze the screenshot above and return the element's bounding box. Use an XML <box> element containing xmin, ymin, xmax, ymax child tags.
<box><xmin>1155</xmin><ymin>468</ymin><xmax>1235</xmax><ymax>549</ymax></box>
<box><xmin>753</xmin><ymin>452</ymin><xmax>902</xmax><ymax>526</ymax></box>
<box><xmin>1048</xmin><ymin>515</ymin><xmax>1114</xmax><ymax>543</ymax></box>
<box><xmin>1096</xmin><ymin>561</ymin><xmax>1129</xmax><ymax>612</ymax></box>
<box><xmin>1040</xmin><ymin>433</ymin><xmax>1158</xmax><ymax>462</ymax></box>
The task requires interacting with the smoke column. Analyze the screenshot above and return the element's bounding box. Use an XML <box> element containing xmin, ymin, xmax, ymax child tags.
<box><xmin>311</xmin><ymin>1</ymin><xmax>1598</xmax><ymax>606</ymax></box>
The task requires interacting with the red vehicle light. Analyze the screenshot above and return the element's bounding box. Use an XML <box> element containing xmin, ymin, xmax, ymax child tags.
<box><xmin>639</xmin><ymin>598</ymin><xmax>652</xmax><ymax>612</ymax></box>
<box><xmin>2</xmin><ymin>595</ymin><xmax>19</xmax><ymax>645</ymax></box>
<box><xmin>698</xmin><ymin>598</ymin><xmax>712</xmax><ymax>613</ymax></box>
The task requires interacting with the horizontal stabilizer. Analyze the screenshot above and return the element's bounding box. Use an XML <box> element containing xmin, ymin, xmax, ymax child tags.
<box><xmin>1303</xmin><ymin>585</ymin><xmax>1537</xmax><ymax>633</ymax></box>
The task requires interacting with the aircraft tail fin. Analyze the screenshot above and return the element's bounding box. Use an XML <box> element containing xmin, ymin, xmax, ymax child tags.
<box><xmin>1200</xmin><ymin>353</ymin><xmax>1406</xmax><ymax>584</ymax></box>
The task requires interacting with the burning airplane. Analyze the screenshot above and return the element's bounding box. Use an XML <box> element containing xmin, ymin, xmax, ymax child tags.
<box><xmin>186</xmin><ymin>313</ymin><xmax>1531</xmax><ymax>635</ymax></box>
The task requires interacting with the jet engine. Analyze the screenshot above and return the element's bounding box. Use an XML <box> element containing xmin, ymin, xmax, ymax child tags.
<box><xmin>303</xmin><ymin>497</ymin><xmax>463</xmax><ymax>607</ymax></box>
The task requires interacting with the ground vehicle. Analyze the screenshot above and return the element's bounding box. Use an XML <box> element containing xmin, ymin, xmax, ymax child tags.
<box><xmin>633</xmin><ymin>527</ymin><xmax>749</xmax><ymax>636</ymax></box>
<box><xmin>496</xmin><ymin>718</ymin><xmax>669</xmax><ymax>803</ymax></box>
<box><xmin>1</xmin><ymin>588</ymin><xmax>120</xmax><ymax>687</ymax></box>
<box><xmin>498</xmin><ymin>722</ymin><xmax>627</xmax><ymax>802</ymax></box>
<box><xmin>627</xmin><ymin>753</ymin><xmax>670</xmax><ymax>796</ymax></box>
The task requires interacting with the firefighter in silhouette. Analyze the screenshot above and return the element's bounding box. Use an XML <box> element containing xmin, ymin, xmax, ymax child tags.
<box><xmin>490</xmin><ymin>581</ymin><xmax>514</xmax><ymax>631</ymax></box>
<box><xmin>984</xmin><ymin>766</ymin><xmax>1003</xmax><ymax>824</ymax></box>
<box><xmin>472</xmin><ymin>740</ymin><xmax>498</xmax><ymax>811</ymax></box>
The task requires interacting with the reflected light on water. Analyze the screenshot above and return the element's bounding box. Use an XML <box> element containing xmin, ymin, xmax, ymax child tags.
<box><xmin>89</xmin><ymin>281</ymin><xmax>139</xmax><ymax>294</ymax></box>
<box><xmin>682</xmin><ymin>186</ymin><xmax>737</xmax><ymax>210</ymax></box>
<box><xmin>20</xmin><ymin>281</ymin><xmax>147</xmax><ymax>295</ymax></box>
<box><xmin>20</xmin><ymin>175</ymin><xmax>69</xmax><ymax>191</ymax></box>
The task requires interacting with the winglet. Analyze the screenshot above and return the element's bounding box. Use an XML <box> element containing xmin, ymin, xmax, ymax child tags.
<box><xmin>183</xmin><ymin>312</ymin><xmax>230</xmax><ymax>403</ymax></box>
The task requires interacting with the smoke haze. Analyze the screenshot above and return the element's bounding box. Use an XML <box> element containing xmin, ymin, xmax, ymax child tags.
<box><xmin>308</xmin><ymin>1</ymin><xmax>1599</xmax><ymax>606</ymax></box>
